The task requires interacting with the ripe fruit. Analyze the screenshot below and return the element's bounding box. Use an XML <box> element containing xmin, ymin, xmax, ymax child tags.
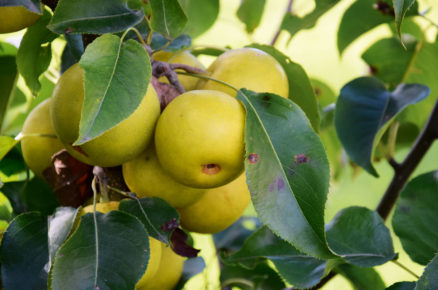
<box><xmin>198</xmin><ymin>48</ymin><xmax>289</xmax><ymax>98</ymax></box>
<box><xmin>122</xmin><ymin>145</ymin><xmax>206</xmax><ymax>208</ymax></box>
<box><xmin>80</xmin><ymin>202</ymin><xmax>162</xmax><ymax>288</ymax></box>
<box><xmin>159</xmin><ymin>51</ymin><xmax>205</xmax><ymax>91</ymax></box>
<box><xmin>138</xmin><ymin>244</ymin><xmax>185</xmax><ymax>290</ymax></box>
<box><xmin>50</xmin><ymin>63</ymin><xmax>160</xmax><ymax>167</ymax></box>
<box><xmin>21</xmin><ymin>99</ymin><xmax>64</xmax><ymax>179</ymax></box>
<box><xmin>154</xmin><ymin>90</ymin><xmax>245</xmax><ymax>188</ymax></box>
<box><xmin>0</xmin><ymin>6</ymin><xmax>41</xmax><ymax>33</ymax></box>
<box><xmin>178</xmin><ymin>173</ymin><xmax>251</xmax><ymax>234</ymax></box>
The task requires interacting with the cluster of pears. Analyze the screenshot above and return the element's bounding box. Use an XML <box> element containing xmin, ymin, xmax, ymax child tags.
<box><xmin>21</xmin><ymin>47</ymin><xmax>289</xmax><ymax>289</ymax></box>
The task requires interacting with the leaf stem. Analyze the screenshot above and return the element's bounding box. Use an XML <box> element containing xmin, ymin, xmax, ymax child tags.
<box><xmin>91</xmin><ymin>177</ymin><xmax>100</xmax><ymax>287</ymax></box>
<box><xmin>391</xmin><ymin>260</ymin><xmax>420</xmax><ymax>279</ymax></box>
<box><xmin>270</xmin><ymin>0</ymin><xmax>294</xmax><ymax>46</ymax></box>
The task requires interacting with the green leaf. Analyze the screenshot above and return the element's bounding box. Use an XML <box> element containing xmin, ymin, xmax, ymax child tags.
<box><xmin>281</xmin><ymin>0</ymin><xmax>337</xmax><ymax>41</ymax></box>
<box><xmin>61</xmin><ymin>34</ymin><xmax>84</xmax><ymax>74</ymax></box>
<box><xmin>0</xmin><ymin>212</ymin><xmax>49</xmax><ymax>289</ymax></box>
<box><xmin>51</xmin><ymin>211</ymin><xmax>149</xmax><ymax>289</ymax></box>
<box><xmin>336</xmin><ymin>263</ymin><xmax>386</xmax><ymax>290</ymax></box>
<box><xmin>388</xmin><ymin>282</ymin><xmax>416</xmax><ymax>290</ymax></box>
<box><xmin>326</xmin><ymin>206</ymin><xmax>396</xmax><ymax>267</ymax></box>
<box><xmin>0</xmin><ymin>45</ymin><xmax>18</xmax><ymax>133</ymax></box>
<box><xmin>238</xmin><ymin>89</ymin><xmax>331</xmax><ymax>259</ymax></box>
<box><xmin>223</xmin><ymin>226</ymin><xmax>331</xmax><ymax>288</ymax></box>
<box><xmin>248</xmin><ymin>44</ymin><xmax>320</xmax><ymax>132</ymax></box>
<box><xmin>48</xmin><ymin>0</ymin><xmax>144</xmax><ymax>34</ymax></box>
<box><xmin>0</xmin><ymin>145</ymin><xmax>27</xmax><ymax>179</ymax></box>
<box><xmin>220</xmin><ymin>262</ymin><xmax>286</xmax><ymax>290</ymax></box>
<box><xmin>334</xmin><ymin>77</ymin><xmax>429</xmax><ymax>176</ymax></box>
<box><xmin>393</xmin><ymin>0</ymin><xmax>417</xmax><ymax>42</ymax></box>
<box><xmin>363</xmin><ymin>37</ymin><xmax>438</xmax><ymax>130</ymax></box>
<box><xmin>150</xmin><ymin>33</ymin><xmax>191</xmax><ymax>52</ymax></box>
<box><xmin>119</xmin><ymin>197</ymin><xmax>179</xmax><ymax>244</ymax></box>
<box><xmin>0</xmin><ymin>136</ymin><xmax>18</xmax><ymax>161</ymax></box>
<box><xmin>178</xmin><ymin>0</ymin><xmax>219</xmax><ymax>38</ymax></box>
<box><xmin>1</xmin><ymin>176</ymin><xmax>59</xmax><ymax>215</ymax></box>
<box><xmin>236</xmin><ymin>0</ymin><xmax>266</xmax><ymax>34</ymax></box>
<box><xmin>74</xmin><ymin>34</ymin><xmax>151</xmax><ymax>145</ymax></box>
<box><xmin>17</xmin><ymin>10</ymin><xmax>57</xmax><ymax>95</ymax></box>
<box><xmin>150</xmin><ymin>0</ymin><xmax>188</xmax><ymax>38</ymax></box>
<box><xmin>0</xmin><ymin>0</ymin><xmax>42</xmax><ymax>13</ymax></box>
<box><xmin>392</xmin><ymin>171</ymin><xmax>438</xmax><ymax>265</ymax></box>
<box><xmin>416</xmin><ymin>254</ymin><xmax>438</xmax><ymax>290</ymax></box>
<box><xmin>48</xmin><ymin>207</ymin><xmax>79</xmax><ymax>265</ymax></box>
<box><xmin>175</xmin><ymin>257</ymin><xmax>206</xmax><ymax>290</ymax></box>
<box><xmin>214</xmin><ymin>217</ymin><xmax>262</xmax><ymax>252</ymax></box>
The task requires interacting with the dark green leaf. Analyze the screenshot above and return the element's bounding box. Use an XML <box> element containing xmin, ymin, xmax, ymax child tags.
<box><xmin>0</xmin><ymin>145</ymin><xmax>27</xmax><ymax>180</ymax></box>
<box><xmin>175</xmin><ymin>257</ymin><xmax>206</xmax><ymax>290</ymax></box>
<box><xmin>388</xmin><ymin>282</ymin><xmax>416</xmax><ymax>290</ymax></box>
<box><xmin>17</xmin><ymin>10</ymin><xmax>57</xmax><ymax>95</ymax></box>
<box><xmin>248</xmin><ymin>44</ymin><xmax>320</xmax><ymax>132</ymax></box>
<box><xmin>326</xmin><ymin>206</ymin><xmax>395</xmax><ymax>267</ymax></box>
<box><xmin>0</xmin><ymin>136</ymin><xmax>18</xmax><ymax>161</ymax></box>
<box><xmin>119</xmin><ymin>197</ymin><xmax>179</xmax><ymax>244</ymax></box>
<box><xmin>74</xmin><ymin>34</ymin><xmax>151</xmax><ymax>145</ymax></box>
<box><xmin>0</xmin><ymin>212</ymin><xmax>48</xmax><ymax>289</ymax></box>
<box><xmin>61</xmin><ymin>34</ymin><xmax>84</xmax><ymax>74</ymax></box>
<box><xmin>48</xmin><ymin>207</ymin><xmax>79</xmax><ymax>264</ymax></box>
<box><xmin>416</xmin><ymin>254</ymin><xmax>438</xmax><ymax>290</ymax></box>
<box><xmin>191</xmin><ymin>46</ymin><xmax>226</xmax><ymax>57</ymax></box>
<box><xmin>51</xmin><ymin>211</ymin><xmax>149</xmax><ymax>289</ymax></box>
<box><xmin>236</xmin><ymin>0</ymin><xmax>265</xmax><ymax>33</ymax></box>
<box><xmin>150</xmin><ymin>0</ymin><xmax>188</xmax><ymax>38</ymax></box>
<box><xmin>1</xmin><ymin>176</ymin><xmax>59</xmax><ymax>215</ymax></box>
<box><xmin>334</xmin><ymin>77</ymin><xmax>429</xmax><ymax>176</ymax></box>
<box><xmin>238</xmin><ymin>89</ymin><xmax>332</xmax><ymax>259</ymax></box>
<box><xmin>336</xmin><ymin>263</ymin><xmax>386</xmax><ymax>290</ymax></box>
<box><xmin>178</xmin><ymin>0</ymin><xmax>219</xmax><ymax>38</ymax></box>
<box><xmin>393</xmin><ymin>0</ymin><xmax>417</xmax><ymax>42</ymax></box>
<box><xmin>0</xmin><ymin>0</ymin><xmax>42</xmax><ymax>13</ymax></box>
<box><xmin>0</xmin><ymin>52</ymin><xmax>17</xmax><ymax>134</ymax></box>
<box><xmin>392</xmin><ymin>171</ymin><xmax>438</xmax><ymax>265</ymax></box>
<box><xmin>223</xmin><ymin>226</ymin><xmax>331</xmax><ymax>288</ymax></box>
<box><xmin>214</xmin><ymin>217</ymin><xmax>262</xmax><ymax>252</ymax></box>
<box><xmin>49</xmin><ymin>0</ymin><xmax>144</xmax><ymax>34</ymax></box>
<box><xmin>220</xmin><ymin>262</ymin><xmax>286</xmax><ymax>290</ymax></box>
<box><xmin>281</xmin><ymin>0</ymin><xmax>337</xmax><ymax>41</ymax></box>
<box><xmin>150</xmin><ymin>33</ymin><xmax>191</xmax><ymax>52</ymax></box>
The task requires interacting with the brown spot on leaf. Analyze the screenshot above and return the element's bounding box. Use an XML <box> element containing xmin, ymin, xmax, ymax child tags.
<box><xmin>161</xmin><ymin>218</ymin><xmax>179</xmax><ymax>232</ymax></box>
<box><xmin>269</xmin><ymin>177</ymin><xmax>285</xmax><ymax>192</ymax></box>
<box><xmin>295</xmin><ymin>153</ymin><xmax>310</xmax><ymax>164</ymax></box>
<box><xmin>369</xmin><ymin>65</ymin><xmax>379</xmax><ymax>75</ymax></box>
<box><xmin>314</xmin><ymin>87</ymin><xmax>322</xmax><ymax>97</ymax></box>
<box><xmin>202</xmin><ymin>164</ymin><xmax>221</xmax><ymax>175</ymax></box>
<box><xmin>373</xmin><ymin>0</ymin><xmax>395</xmax><ymax>16</ymax></box>
<box><xmin>263</xmin><ymin>95</ymin><xmax>271</xmax><ymax>101</ymax></box>
<box><xmin>248</xmin><ymin>153</ymin><xmax>259</xmax><ymax>164</ymax></box>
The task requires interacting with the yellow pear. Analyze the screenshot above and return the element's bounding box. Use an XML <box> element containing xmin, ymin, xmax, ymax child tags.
<box><xmin>0</xmin><ymin>6</ymin><xmax>41</xmax><ymax>33</ymax></box>
<box><xmin>178</xmin><ymin>173</ymin><xmax>251</xmax><ymax>234</ymax></box>
<box><xmin>198</xmin><ymin>48</ymin><xmax>289</xmax><ymax>98</ymax></box>
<box><xmin>138</xmin><ymin>244</ymin><xmax>185</xmax><ymax>290</ymax></box>
<box><xmin>80</xmin><ymin>202</ymin><xmax>162</xmax><ymax>288</ymax></box>
<box><xmin>21</xmin><ymin>98</ymin><xmax>64</xmax><ymax>179</ymax></box>
<box><xmin>50</xmin><ymin>63</ymin><xmax>160</xmax><ymax>167</ymax></box>
<box><xmin>122</xmin><ymin>145</ymin><xmax>206</xmax><ymax>208</ymax></box>
<box><xmin>154</xmin><ymin>90</ymin><xmax>245</xmax><ymax>188</ymax></box>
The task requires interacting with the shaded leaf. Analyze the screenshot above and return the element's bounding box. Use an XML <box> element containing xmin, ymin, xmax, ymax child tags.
<box><xmin>334</xmin><ymin>77</ymin><xmax>429</xmax><ymax>176</ymax></box>
<box><xmin>220</xmin><ymin>262</ymin><xmax>286</xmax><ymax>290</ymax></box>
<box><xmin>150</xmin><ymin>33</ymin><xmax>191</xmax><ymax>52</ymax></box>
<box><xmin>51</xmin><ymin>211</ymin><xmax>149</xmax><ymax>289</ymax></box>
<box><xmin>1</xmin><ymin>176</ymin><xmax>59</xmax><ymax>215</ymax></box>
<box><xmin>60</xmin><ymin>34</ymin><xmax>84</xmax><ymax>74</ymax></box>
<box><xmin>237</xmin><ymin>0</ymin><xmax>266</xmax><ymax>33</ymax></box>
<box><xmin>392</xmin><ymin>171</ymin><xmax>438</xmax><ymax>265</ymax></box>
<box><xmin>0</xmin><ymin>145</ymin><xmax>27</xmax><ymax>178</ymax></box>
<box><xmin>248</xmin><ymin>44</ymin><xmax>320</xmax><ymax>132</ymax></box>
<box><xmin>238</xmin><ymin>89</ymin><xmax>332</xmax><ymax>259</ymax></box>
<box><xmin>0</xmin><ymin>136</ymin><xmax>18</xmax><ymax>161</ymax></box>
<box><xmin>223</xmin><ymin>226</ymin><xmax>330</xmax><ymax>289</ymax></box>
<box><xmin>119</xmin><ymin>197</ymin><xmax>179</xmax><ymax>244</ymax></box>
<box><xmin>0</xmin><ymin>52</ymin><xmax>17</xmax><ymax>133</ymax></box>
<box><xmin>393</xmin><ymin>0</ymin><xmax>417</xmax><ymax>42</ymax></box>
<box><xmin>388</xmin><ymin>282</ymin><xmax>416</xmax><ymax>290</ymax></box>
<box><xmin>0</xmin><ymin>212</ymin><xmax>49</xmax><ymax>290</ymax></box>
<box><xmin>175</xmin><ymin>256</ymin><xmax>206</xmax><ymax>290</ymax></box>
<box><xmin>326</xmin><ymin>206</ymin><xmax>395</xmax><ymax>267</ymax></box>
<box><xmin>49</xmin><ymin>0</ymin><xmax>144</xmax><ymax>34</ymax></box>
<box><xmin>170</xmin><ymin>228</ymin><xmax>200</xmax><ymax>258</ymax></box>
<box><xmin>0</xmin><ymin>0</ymin><xmax>42</xmax><ymax>13</ymax></box>
<box><xmin>74</xmin><ymin>33</ymin><xmax>151</xmax><ymax>145</ymax></box>
<box><xmin>416</xmin><ymin>254</ymin><xmax>438</xmax><ymax>290</ymax></box>
<box><xmin>336</xmin><ymin>263</ymin><xmax>386</xmax><ymax>290</ymax></box>
<box><xmin>150</xmin><ymin>0</ymin><xmax>188</xmax><ymax>38</ymax></box>
<box><xmin>17</xmin><ymin>9</ymin><xmax>57</xmax><ymax>95</ymax></box>
<box><xmin>281</xmin><ymin>0</ymin><xmax>337</xmax><ymax>42</ymax></box>
<box><xmin>43</xmin><ymin>150</ymin><xmax>93</xmax><ymax>207</ymax></box>
<box><xmin>178</xmin><ymin>0</ymin><xmax>219</xmax><ymax>38</ymax></box>
<box><xmin>48</xmin><ymin>207</ymin><xmax>79</xmax><ymax>265</ymax></box>
<box><xmin>214</xmin><ymin>216</ymin><xmax>262</xmax><ymax>252</ymax></box>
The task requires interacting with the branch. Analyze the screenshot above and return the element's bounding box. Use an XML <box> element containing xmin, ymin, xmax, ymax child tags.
<box><xmin>270</xmin><ymin>0</ymin><xmax>294</xmax><ymax>46</ymax></box>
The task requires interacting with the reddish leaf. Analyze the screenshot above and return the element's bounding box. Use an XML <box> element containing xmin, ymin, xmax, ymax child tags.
<box><xmin>170</xmin><ymin>228</ymin><xmax>200</xmax><ymax>258</ymax></box>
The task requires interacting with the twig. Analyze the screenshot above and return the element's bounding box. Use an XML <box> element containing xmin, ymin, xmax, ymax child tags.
<box><xmin>270</xmin><ymin>0</ymin><xmax>294</xmax><ymax>46</ymax></box>
<box><xmin>391</xmin><ymin>260</ymin><xmax>420</xmax><ymax>279</ymax></box>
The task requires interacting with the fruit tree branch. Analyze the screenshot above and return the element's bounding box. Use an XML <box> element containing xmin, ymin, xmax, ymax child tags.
<box><xmin>270</xmin><ymin>0</ymin><xmax>294</xmax><ymax>46</ymax></box>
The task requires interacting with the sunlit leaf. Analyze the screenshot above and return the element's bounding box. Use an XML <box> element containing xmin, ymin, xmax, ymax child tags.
<box><xmin>178</xmin><ymin>0</ymin><xmax>219</xmax><ymax>38</ymax></box>
<box><xmin>150</xmin><ymin>0</ymin><xmax>188</xmax><ymax>38</ymax></box>
<box><xmin>237</xmin><ymin>0</ymin><xmax>266</xmax><ymax>33</ymax></box>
